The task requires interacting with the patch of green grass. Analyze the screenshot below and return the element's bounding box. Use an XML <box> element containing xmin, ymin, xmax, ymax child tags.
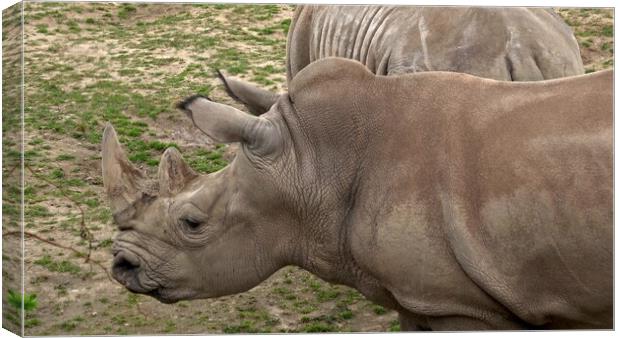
<box><xmin>226</xmin><ymin>62</ymin><xmax>249</xmax><ymax>75</ymax></box>
<box><xmin>601</xmin><ymin>42</ymin><xmax>612</xmax><ymax>51</ymax></box>
<box><xmin>4</xmin><ymin>312</ymin><xmax>19</xmax><ymax>326</ymax></box>
<box><xmin>273</xmin><ymin>286</ymin><xmax>296</xmax><ymax>301</ymax></box>
<box><xmin>389</xmin><ymin>319</ymin><xmax>401</xmax><ymax>332</ymax></box>
<box><xmin>120</xmin><ymin>138</ymin><xmax>179</xmax><ymax>167</ymax></box>
<box><xmin>126</xmin><ymin>293</ymin><xmax>139</xmax><ymax>306</ymax></box>
<box><xmin>127</xmin><ymin>314</ymin><xmax>148</xmax><ymax>327</ymax></box>
<box><xmin>25</xmin><ymin>204</ymin><xmax>52</xmax><ymax>218</ymax></box>
<box><xmin>252</xmin><ymin>75</ymin><xmax>274</xmax><ymax>86</ymax></box>
<box><xmin>34</xmin><ymin>255</ymin><xmax>81</xmax><ymax>275</ymax></box>
<box><xmin>21</xmin><ymin>183</ymin><xmax>39</xmax><ymax>201</ymax></box>
<box><xmin>340</xmin><ymin>289</ymin><xmax>363</xmax><ymax>306</ymax></box>
<box><xmin>84</xmin><ymin>198</ymin><xmax>100</xmax><ymax>208</ymax></box>
<box><xmin>578</xmin><ymin>9</ymin><xmax>591</xmax><ymax>17</ymax></box>
<box><xmin>111</xmin><ymin>314</ymin><xmax>127</xmax><ymax>325</ymax></box>
<box><xmin>235</xmin><ymin>305</ymin><xmax>277</xmax><ymax>327</ymax></box>
<box><xmin>196</xmin><ymin>36</ymin><xmax>218</xmax><ymax>50</ymax></box>
<box><xmin>293</xmin><ymin>300</ymin><xmax>317</xmax><ymax>314</ymax></box>
<box><xmin>601</xmin><ymin>25</ymin><xmax>613</xmax><ymax>37</ymax></box>
<box><xmin>316</xmin><ymin>288</ymin><xmax>340</xmax><ymax>302</ymax></box>
<box><xmin>7</xmin><ymin>290</ymin><xmax>38</xmax><ymax>312</ymax></box>
<box><xmin>163</xmin><ymin>320</ymin><xmax>177</xmax><ymax>332</ymax></box>
<box><xmin>257</xmin><ymin>27</ymin><xmax>274</xmax><ymax>35</ymax></box>
<box><xmin>25</xmin><ymin>317</ymin><xmax>41</xmax><ymax>328</ymax></box>
<box><xmin>59</xmin><ymin>316</ymin><xmax>83</xmax><ymax>332</ymax></box>
<box><xmin>66</xmin><ymin>4</ymin><xmax>83</xmax><ymax>13</ymax></box>
<box><xmin>212</xmin><ymin>4</ymin><xmax>230</xmax><ymax>10</ymax></box>
<box><xmin>92</xmin><ymin>207</ymin><xmax>113</xmax><ymax>224</ymax></box>
<box><xmin>118</xmin><ymin>4</ymin><xmax>137</xmax><ymax>19</ymax></box>
<box><xmin>148</xmin><ymin>140</ymin><xmax>178</xmax><ymax>151</ymax></box>
<box><xmin>188</xmin><ymin>83</ymin><xmax>213</xmax><ymax>95</ymax></box>
<box><xmin>580</xmin><ymin>40</ymin><xmax>592</xmax><ymax>48</ymax></box>
<box><xmin>210</xmin><ymin>48</ymin><xmax>250</xmax><ymax>75</ymax></box>
<box><xmin>252</xmin><ymin>4</ymin><xmax>280</xmax><ymax>21</ymax></box>
<box><xmin>35</xmin><ymin>24</ymin><xmax>49</xmax><ymax>34</ymax></box>
<box><xmin>66</xmin><ymin>20</ymin><xmax>81</xmax><ymax>33</ymax></box>
<box><xmin>372</xmin><ymin>305</ymin><xmax>387</xmax><ymax>315</ymax></box>
<box><xmin>339</xmin><ymin>309</ymin><xmax>353</xmax><ymax>320</ymax></box>
<box><xmin>24</xmin><ymin>149</ymin><xmax>42</xmax><ymax>158</ymax></box>
<box><xmin>3</xmin><ymin>204</ymin><xmax>19</xmax><ymax>222</ymax></box>
<box><xmin>98</xmin><ymin>238</ymin><xmax>114</xmax><ymax>249</ymax></box>
<box><xmin>187</xmin><ymin>148</ymin><xmax>228</xmax><ymax>173</ymax></box>
<box><xmin>575</xmin><ymin>30</ymin><xmax>588</xmax><ymax>38</ymax></box>
<box><xmin>55</xmin><ymin>154</ymin><xmax>76</xmax><ymax>161</ymax></box>
<box><xmin>280</xmin><ymin>18</ymin><xmax>291</xmax><ymax>34</ymax></box>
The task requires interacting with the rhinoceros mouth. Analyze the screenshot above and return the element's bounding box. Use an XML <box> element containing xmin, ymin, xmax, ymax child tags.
<box><xmin>111</xmin><ymin>250</ymin><xmax>158</xmax><ymax>294</ymax></box>
<box><xmin>111</xmin><ymin>249</ymin><xmax>183</xmax><ymax>304</ymax></box>
<box><xmin>145</xmin><ymin>288</ymin><xmax>179</xmax><ymax>304</ymax></box>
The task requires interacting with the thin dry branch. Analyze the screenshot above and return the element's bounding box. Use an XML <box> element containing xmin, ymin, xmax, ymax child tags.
<box><xmin>25</xmin><ymin>164</ymin><xmax>95</xmax><ymax>261</ymax></box>
<box><xmin>3</xmin><ymin>230</ymin><xmax>114</xmax><ymax>283</ymax></box>
<box><xmin>2</xmin><ymin>162</ymin><xmax>20</xmax><ymax>178</ymax></box>
<box><xmin>2</xmin><ymin>163</ymin><xmax>115</xmax><ymax>283</ymax></box>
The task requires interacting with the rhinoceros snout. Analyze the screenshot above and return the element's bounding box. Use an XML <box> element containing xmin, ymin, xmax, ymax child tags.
<box><xmin>112</xmin><ymin>251</ymin><xmax>144</xmax><ymax>291</ymax></box>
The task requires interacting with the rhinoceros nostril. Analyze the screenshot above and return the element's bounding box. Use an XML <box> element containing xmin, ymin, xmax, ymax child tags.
<box><xmin>112</xmin><ymin>251</ymin><xmax>141</xmax><ymax>276</ymax></box>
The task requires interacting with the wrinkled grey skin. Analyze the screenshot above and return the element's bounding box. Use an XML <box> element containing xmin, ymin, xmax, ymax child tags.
<box><xmin>220</xmin><ymin>6</ymin><xmax>584</xmax><ymax>115</ymax></box>
<box><xmin>102</xmin><ymin>58</ymin><xmax>611</xmax><ymax>330</ymax></box>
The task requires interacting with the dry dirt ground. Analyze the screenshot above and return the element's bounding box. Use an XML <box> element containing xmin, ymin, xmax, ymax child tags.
<box><xmin>1</xmin><ymin>3</ymin><xmax>614</xmax><ymax>335</ymax></box>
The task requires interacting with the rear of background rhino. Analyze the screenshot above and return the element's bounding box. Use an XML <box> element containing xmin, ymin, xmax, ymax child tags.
<box><xmin>217</xmin><ymin>6</ymin><xmax>584</xmax><ymax>116</ymax></box>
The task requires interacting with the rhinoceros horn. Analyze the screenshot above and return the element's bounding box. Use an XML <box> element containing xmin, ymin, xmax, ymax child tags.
<box><xmin>157</xmin><ymin>147</ymin><xmax>197</xmax><ymax>197</ymax></box>
<box><xmin>101</xmin><ymin>123</ymin><xmax>146</xmax><ymax>214</ymax></box>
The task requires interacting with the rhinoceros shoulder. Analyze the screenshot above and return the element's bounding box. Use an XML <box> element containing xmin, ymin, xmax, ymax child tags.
<box><xmin>289</xmin><ymin>58</ymin><xmax>375</xmax><ymax>98</ymax></box>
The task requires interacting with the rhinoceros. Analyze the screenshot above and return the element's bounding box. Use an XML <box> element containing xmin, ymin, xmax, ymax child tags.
<box><xmin>102</xmin><ymin>58</ymin><xmax>611</xmax><ymax>330</ymax></box>
<box><xmin>219</xmin><ymin>6</ymin><xmax>585</xmax><ymax>115</ymax></box>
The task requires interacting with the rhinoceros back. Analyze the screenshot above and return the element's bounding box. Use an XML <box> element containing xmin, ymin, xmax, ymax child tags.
<box><xmin>286</xmin><ymin>6</ymin><xmax>584</xmax><ymax>82</ymax></box>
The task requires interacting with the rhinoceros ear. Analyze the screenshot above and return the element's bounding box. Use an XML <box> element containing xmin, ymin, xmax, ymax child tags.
<box><xmin>217</xmin><ymin>70</ymin><xmax>279</xmax><ymax>116</ymax></box>
<box><xmin>101</xmin><ymin>123</ymin><xmax>146</xmax><ymax>214</ymax></box>
<box><xmin>158</xmin><ymin>147</ymin><xmax>198</xmax><ymax>197</ymax></box>
<box><xmin>177</xmin><ymin>95</ymin><xmax>281</xmax><ymax>156</ymax></box>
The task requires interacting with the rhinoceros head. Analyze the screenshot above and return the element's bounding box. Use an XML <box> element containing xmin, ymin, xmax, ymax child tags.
<box><xmin>101</xmin><ymin>96</ymin><xmax>300</xmax><ymax>303</ymax></box>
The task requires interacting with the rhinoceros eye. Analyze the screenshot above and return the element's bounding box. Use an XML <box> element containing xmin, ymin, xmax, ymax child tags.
<box><xmin>181</xmin><ymin>217</ymin><xmax>202</xmax><ymax>231</ymax></box>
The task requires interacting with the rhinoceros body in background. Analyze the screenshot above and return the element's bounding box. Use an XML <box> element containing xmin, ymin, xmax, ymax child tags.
<box><xmin>220</xmin><ymin>6</ymin><xmax>585</xmax><ymax>115</ymax></box>
<box><xmin>102</xmin><ymin>58</ymin><xmax>611</xmax><ymax>330</ymax></box>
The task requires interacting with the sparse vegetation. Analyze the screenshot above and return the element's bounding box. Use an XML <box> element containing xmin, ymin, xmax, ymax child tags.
<box><xmin>5</xmin><ymin>290</ymin><xmax>40</xmax><ymax>331</ymax></box>
<box><xmin>33</xmin><ymin>255</ymin><xmax>82</xmax><ymax>275</ymax></box>
<box><xmin>8</xmin><ymin>290</ymin><xmax>38</xmax><ymax>312</ymax></box>
<box><xmin>372</xmin><ymin>305</ymin><xmax>387</xmax><ymax>315</ymax></box>
<box><xmin>556</xmin><ymin>8</ymin><xmax>614</xmax><ymax>73</ymax></box>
